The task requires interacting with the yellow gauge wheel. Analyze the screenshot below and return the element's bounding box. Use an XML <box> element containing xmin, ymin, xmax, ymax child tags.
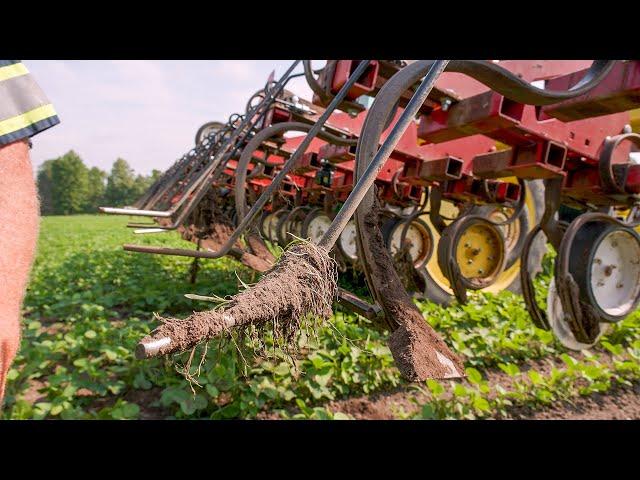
<box><xmin>455</xmin><ymin>222</ymin><xmax>505</xmax><ymax>282</ymax></box>
<box><xmin>421</xmin><ymin>177</ymin><xmax>542</xmax><ymax>301</ymax></box>
<box><xmin>488</xmin><ymin>208</ymin><xmax>521</xmax><ymax>254</ymax></box>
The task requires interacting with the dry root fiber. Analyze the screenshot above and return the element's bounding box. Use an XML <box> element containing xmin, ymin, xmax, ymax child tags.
<box><xmin>138</xmin><ymin>241</ymin><xmax>338</xmax><ymax>358</ymax></box>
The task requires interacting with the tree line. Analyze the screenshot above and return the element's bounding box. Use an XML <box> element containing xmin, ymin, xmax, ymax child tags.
<box><xmin>36</xmin><ymin>151</ymin><xmax>162</xmax><ymax>215</ymax></box>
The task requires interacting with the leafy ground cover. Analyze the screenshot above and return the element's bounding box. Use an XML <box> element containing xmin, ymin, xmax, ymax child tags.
<box><xmin>2</xmin><ymin>214</ymin><xmax>639</xmax><ymax>420</ymax></box>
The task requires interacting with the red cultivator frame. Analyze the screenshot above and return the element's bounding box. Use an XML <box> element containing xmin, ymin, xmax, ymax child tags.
<box><xmin>101</xmin><ymin>59</ymin><xmax>640</xmax><ymax>380</ymax></box>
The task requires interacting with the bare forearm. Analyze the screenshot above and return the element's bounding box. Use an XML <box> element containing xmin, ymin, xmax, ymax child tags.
<box><xmin>0</xmin><ymin>140</ymin><xmax>40</xmax><ymax>402</ymax></box>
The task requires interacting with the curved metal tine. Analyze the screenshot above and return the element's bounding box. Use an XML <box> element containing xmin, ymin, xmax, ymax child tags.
<box><xmin>141</xmin><ymin>153</ymin><xmax>208</xmax><ymax>211</ymax></box>
<box><xmin>130</xmin><ymin>134</ymin><xmax>212</xmax><ymax>210</ymax></box>
<box><xmin>131</xmin><ymin>101</ymin><xmax>233</xmax><ymax>210</ymax></box>
<box><xmin>139</xmin><ymin>121</ymin><xmax>240</xmax><ymax>211</ymax></box>
<box><xmin>136</xmin><ymin>155</ymin><xmax>197</xmax><ymax>209</ymax></box>
<box><xmin>138</xmin><ymin>60</ymin><xmax>300</xmax><ymax>218</ymax></box>
<box><xmin>319</xmin><ymin>60</ymin><xmax>450</xmax><ymax>251</ymax></box>
<box><xmin>141</xmin><ymin>136</ymin><xmax>225</xmax><ymax>211</ymax></box>
<box><xmin>171</xmin><ymin>60</ymin><xmax>308</xmax><ymax>204</ymax></box>
<box><xmin>102</xmin><ymin>61</ymin><xmax>301</xmax><ymax>218</ymax></box>
<box><xmin>132</xmin><ymin>153</ymin><xmax>191</xmax><ymax>209</ymax></box>
<box><xmin>144</xmin><ymin>143</ymin><xmax>237</xmax><ymax>218</ymax></box>
<box><xmin>124</xmin><ymin>60</ymin><xmax>373</xmax><ymax>256</ymax></box>
<box><xmin>105</xmin><ymin>151</ymin><xmax>202</xmax><ymax>213</ymax></box>
<box><xmin>138</xmin><ymin>142</ymin><xmax>217</xmax><ymax>211</ymax></box>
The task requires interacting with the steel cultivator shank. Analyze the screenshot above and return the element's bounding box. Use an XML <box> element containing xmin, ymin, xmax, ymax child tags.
<box><xmin>101</xmin><ymin>59</ymin><xmax>640</xmax><ymax>381</ymax></box>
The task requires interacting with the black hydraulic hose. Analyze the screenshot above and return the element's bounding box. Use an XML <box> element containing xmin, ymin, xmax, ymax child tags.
<box><xmin>417</xmin><ymin>60</ymin><xmax>616</xmax><ymax>106</ymax></box>
<box><xmin>303</xmin><ymin>60</ymin><xmax>332</xmax><ymax>105</ymax></box>
<box><xmin>599</xmin><ymin>132</ymin><xmax>640</xmax><ymax>194</ymax></box>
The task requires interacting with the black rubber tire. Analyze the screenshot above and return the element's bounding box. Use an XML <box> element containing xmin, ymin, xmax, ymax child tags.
<box><xmin>195</xmin><ymin>121</ymin><xmax>225</xmax><ymax>146</ymax></box>
<box><xmin>506</xmin><ymin>179</ymin><xmax>547</xmax><ymax>294</ymax></box>
<box><xmin>275</xmin><ymin>209</ymin><xmax>293</xmax><ymax>246</ymax></box>
<box><xmin>381</xmin><ymin>216</ymin><xmax>434</xmax><ymax>270</ymax></box>
<box><xmin>261</xmin><ymin>209</ymin><xmax>288</xmax><ymax>243</ymax></box>
<box><xmin>300</xmin><ymin>208</ymin><xmax>331</xmax><ymax>240</ymax></box>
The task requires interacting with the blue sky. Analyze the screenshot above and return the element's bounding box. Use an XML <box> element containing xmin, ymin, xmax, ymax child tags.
<box><xmin>25</xmin><ymin>60</ymin><xmax>317</xmax><ymax>175</ymax></box>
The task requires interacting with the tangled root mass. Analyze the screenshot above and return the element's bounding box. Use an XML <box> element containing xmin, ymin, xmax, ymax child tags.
<box><xmin>141</xmin><ymin>242</ymin><xmax>338</xmax><ymax>357</ymax></box>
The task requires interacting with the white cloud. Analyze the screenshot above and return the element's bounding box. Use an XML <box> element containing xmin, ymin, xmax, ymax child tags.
<box><xmin>24</xmin><ymin>60</ymin><xmax>317</xmax><ymax>176</ymax></box>
<box><xmin>211</xmin><ymin>60</ymin><xmax>258</xmax><ymax>82</ymax></box>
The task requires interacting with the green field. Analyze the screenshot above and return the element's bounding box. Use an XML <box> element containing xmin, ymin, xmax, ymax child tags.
<box><xmin>2</xmin><ymin>214</ymin><xmax>640</xmax><ymax>419</ymax></box>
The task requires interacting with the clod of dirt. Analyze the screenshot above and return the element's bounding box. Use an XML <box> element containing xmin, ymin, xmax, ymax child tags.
<box><xmin>360</xmin><ymin>205</ymin><xmax>465</xmax><ymax>381</ymax></box>
<box><xmin>137</xmin><ymin>241</ymin><xmax>337</xmax><ymax>358</ymax></box>
<box><xmin>388</xmin><ymin>312</ymin><xmax>464</xmax><ymax>380</ymax></box>
<box><xmin>246</xmin><ymin>233</ymin><xmax>276</xmax><ymax>265</ymax></box>
<box><xmin>238</xmin><ymin>251</ymin><xmax>272</xmax><ymax>273</ymax></box>
<box><xmin>179</xmin><ymin>221</ymin><xmax>240</xmax><ymax>252</ymax></box>
<box><xmin>179</xmin><ymin>221</ymin><xmax>273</xmax><ymax>272</ymax></box>
<box><xmin>392</xmin><ymin>243</ymin><xmax>424</xmax><ymax>294</ymax></box>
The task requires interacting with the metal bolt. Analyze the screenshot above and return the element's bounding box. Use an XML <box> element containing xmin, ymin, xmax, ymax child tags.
<box><xmin>441</xmin><ymin>98</ymin><xmax>453</xmax><ymax>112</ymax></box>
<box><xmin>464</xmin><ymin>242</ymin><xmax>470</xmax><ymax>248</ymax></box>
<box><xmin>594</xmin><ymin>258</ymin><xmax>602</xmax><ymax>264</ymax></box>
<box><xmin>617</xmin><ymin>283</ymin><xmax>624</xmax><ymax>288</ymax></box>
<box><xmin>467</xmin><ymin>259</ymin><xmax>473</xmax><ymax>265</ymax></box>
<box><xmin>478</xmin><ymin>269</ymin><xmax>484</xmax><ymax>274</ymax></box>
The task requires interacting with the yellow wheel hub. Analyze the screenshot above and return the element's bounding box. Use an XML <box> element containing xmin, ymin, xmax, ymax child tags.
<box><xmin>423</xmin><ymin>177</ymin><xmax>537</xmax><ymax>295</ymax></box>
<box><xmin>455</xmin><ymin>223</ymin><xmax>504</xmax><ymax>281</ymax></box>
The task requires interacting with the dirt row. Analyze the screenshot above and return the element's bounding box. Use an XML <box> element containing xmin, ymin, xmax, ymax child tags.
<box><xmin>17</xmin><ymin>365</ymin><xmax>640</xmax><ymax>420</ymax></box>
<box><xmin>320</xmin><ymin>381</ymin><xmax>640</xmax><ymax>420</ymax></box>
<box><xmin>320</xmin><ymin>353</ymin><xmax>640</xmax><ymax>420</ymax></box>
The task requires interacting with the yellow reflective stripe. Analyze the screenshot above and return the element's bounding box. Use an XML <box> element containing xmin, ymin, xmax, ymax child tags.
<box><xmin>630</xmin><ymin>108</ymin><xmax>640</xmax><ymax>133</ymax></box>
<box><xmin>0</xmin><ymin>62</ymin><xmax>29</xmax><ymax>82</ymax></box>
<box><xmin>0</xmin><ymin>104</ymin><xmax>57</xmax><ymax>136</ymax></box>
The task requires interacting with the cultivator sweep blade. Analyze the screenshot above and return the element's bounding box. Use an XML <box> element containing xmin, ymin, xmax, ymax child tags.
<box><xmin>101</xmin><ymin>59</ymin><xmax>640</xmax><ymax>381</ymax></box>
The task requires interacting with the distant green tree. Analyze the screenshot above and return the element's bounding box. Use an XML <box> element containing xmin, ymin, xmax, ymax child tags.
<box><xmin>37</xmin><ymin>155</ymin><xmax>162</xmax><ymax>215</ymax></box>
<box><xmin>130</xmin><ymin>168</ymin><xmax>162</xmax><ymax>202</ymax></box>
<box><xmin>132</xmin><ymin>174</ymin><xmax>150</xmax><ymax>200</ymax></box>
<box><xmin>36</xmin><ymin>159</ymin><xmax>56</xmax><ymax>215</ymax></box>
<box><xmin>50</xmin><ymin>150</ymin><xmax>90</xmax><ymax>215</ymax></box>
<box><xmin>149</xmin><ymin>169</ymin><xmax>162</xmax><ymax>183</ymax></box>
<box><xmin>86</xmin><ymin>166</ymin><xmax>107</xmax><ymax>212</ymax></box>
<box><xmin>105</xmin><ymin>158</ymin><xmax>136</xmax><ymax>206</ymax></box>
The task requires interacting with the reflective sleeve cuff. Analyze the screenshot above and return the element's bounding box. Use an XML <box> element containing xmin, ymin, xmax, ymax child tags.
<box><xmin>0</xmin><ymin>110</ymin><xmax>60</xmax><ymax>145</ymax></box>
<box><xmin>0</xmin><ymin>61</ymin><xmax>60</xmax><ymax>146</ymax></box>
